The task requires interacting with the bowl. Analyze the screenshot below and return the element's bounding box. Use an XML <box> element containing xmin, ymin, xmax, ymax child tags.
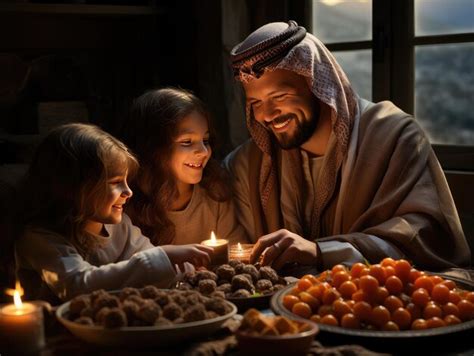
<box><xmin>56</xmin><ymin>293</ymin><xmax>238</xmax><ymax>348</ymax></box>
<box><xmin>236</xmin><ymin>319</ymin><xmax>318</xmax><ymax>355</ymax></box>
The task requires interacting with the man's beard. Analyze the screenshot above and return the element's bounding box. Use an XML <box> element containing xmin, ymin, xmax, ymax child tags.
<box><xmin>270</xmin><ymin>113</ymin><xmax>318</xmax><ymax>149</ymax></box>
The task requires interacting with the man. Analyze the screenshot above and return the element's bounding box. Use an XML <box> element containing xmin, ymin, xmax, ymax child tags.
<box><xmin>224</xmin><ymin>21</ymin><xmax>470</xmax><ymax>271</ymax></box>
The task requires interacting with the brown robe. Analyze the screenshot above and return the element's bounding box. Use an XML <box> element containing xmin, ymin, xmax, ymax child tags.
<box><xmin>226</xmin><ymin>100</ymin><xmax>470</xmax><ymax>270</ymax></box>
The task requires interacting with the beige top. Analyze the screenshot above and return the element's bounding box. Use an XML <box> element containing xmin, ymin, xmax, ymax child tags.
<box><xmin>169</xmin><ymin>184</ymin><xmax>249</xmax><ymax>245</ymax></box>
<box><xmin>15</xmin><ymin>214</ymin><xmax>176</xmax><ymax>303</ymax></box>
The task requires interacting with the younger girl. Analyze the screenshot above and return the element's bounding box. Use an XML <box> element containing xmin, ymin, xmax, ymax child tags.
<box><xmin>14</xmin><ymin>123</ymin><xmax>212</xmax><ymax>303</ymax></box>
<box><xmin>121</xmin><ymin>88</ymin><xmax>248</xmax><ymax>246</ymax></box>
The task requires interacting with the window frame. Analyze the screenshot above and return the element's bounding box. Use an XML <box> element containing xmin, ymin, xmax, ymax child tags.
<box><xmin>306</xmin><ymin>0</ymin><xmax>474</xmax><ymax>171</ymax></box>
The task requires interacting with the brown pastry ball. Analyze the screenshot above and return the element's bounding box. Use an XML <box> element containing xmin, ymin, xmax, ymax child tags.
<box><xmin>124</xmin><ymin>295</ymin><xmax>145</xmax><ymax>305</ymax></box>
<box><xmin>171</xmin><ymin>293</ymin><xmax>188</xmax><ymax>306</ymax></box>
<box><xmin>90</xmin><ymin>289</ymin><xmax>108</xmax><ymax>304</ymax></box>
<box><xmin>186</xmin><ymin>293</ymin><xmax>201</xmax><ymax>306</ymax></box>
<box><xmin>217</xmin><ymin>283</ymin><xmax>232</xmax><ymax>294</ymax></box>
<box><xmin>136</xmin><ymin>300</ymin><xmax>161</xmax><ymax>324</ymax></box>
<box><xmin>177</xmin><ymin>282</ymin><xmax>193</xmax><ymax>291</ymax></box>
<box><xmin>154</xmin><ymin>291</ymin><xmax>171</xmax><ymax>307</ymax></box>
<box><xmin>195</xmin><ymin>270</ymin><xmax>218</xmax><ymax>283</ymax></box>
<box><xmin>206</xmin><ymin>311</ymin><xmax>219</xmax><ymax>319</ymax></box>
<box><xmin>256</xmin><ymin>279</ymin><xmax>273</xmax><ymax>293</ymax></box>
<box><xmin>79</xmin><ymin>306</ymin><xmax>95</xmax><ymax>319</ymax></box>
<box><xmin>271</xmin><ymin>284</ymin><xmax>286</xmax><ymax>292</ymax></box>
<box><xmin>234</xmin><ymin>263</ymin><xmax>245</xmax><ymax>274</ymax></box>
<box><xmin>183</xmin><ymin>272</ymin><xmax>197</xmax><ymax>286</ymax></box>
<box><xmin>211</xmin><ymin>291</ymin><xmax>226</xmax><ymax>299</ymax></box>
<box><xmin>215</xmin><ymin>264</ymin><xmax>236</xmax><ymax>282</ymax></box>
<box><xmin>242</xmin><ymin>265</ymin><xmax>260</xmax><ymax>282</ymax></box>
<box><xmin>141</xmin><ymin>285</ymin><xmax>160</xmax><ymax>299</ymax></box>
<box><xmin>162</xmin><ymin>302</ymin><xmax>183</xmax><ymax>321</ymax></box>
<box><xmin>103</xmin><ymin>308</ymin><xmax>128</xmax><ymax>329</ymax></box>
<box><xmin>93</xmin><ymin>294</ymin><xmax>120</xmax><ymax>312</ymax></box>
<box><xmin>74</xmin><ymin>316</ymin><xmax>94</xmax><ymax>325</ymax></box>
<box><xmin>69</xmin><ymin>295</ymin><xmax>90</xmax><ymax>316</ymax></box>
<box><xmin>259</xmin><ymin>266</ymin><xmax>279</xmax><ymax>284</ymax></box>
<box><xmin>183</xmin><ymin>304</ymin><xmax>207</xmax><ymax>322</ymax></box>
<box><xmin>154</xmin><ymin>317</ymin><xmax>173</xmax><ymax>327</ymax></box>
<box><xmin>119</xmin><ymin>287</ymin><xmax>140</xmax><ymax>301</ymax></box>
<box><xmin>205</xmin><ymin>297</ymin><xmax>232</xmax><ymax>315</ymax></box>
<box><xmin>231</xmin><ymin>289</ymin><xmax>252</xmax><ymax>298</ymax></box>
<box><xmin>228</xmin><ymin>259</ymin><xmax>243</xmax><ymax>269</ymax></box>
<box><xmin>198</xmin><ymin>279</ymin><xmax>217</xmax><ymax>295</ymax></box>
<box><xmin>95</xmin><ymin>307</ymin><xmax>111</xmax><ymax>324</ymax></box>
<box><xmin>122</xmin><ymin>300</ymin><xmax>139</xmax><ymax>321</ymax></box>
<box><xmin>231</xmin><ymin>275</ymin><xmax>254</xmax><ymax>292</ymax></box>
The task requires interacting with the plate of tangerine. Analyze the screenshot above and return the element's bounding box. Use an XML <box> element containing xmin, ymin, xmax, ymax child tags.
<box><xmin>271</xmin><ymin>258</ymin><xmax>474</xmax><ymax>342</ymax></box>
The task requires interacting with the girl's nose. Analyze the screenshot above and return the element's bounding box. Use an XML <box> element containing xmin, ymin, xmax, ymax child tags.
<box><xmin>121</xmin><ymin>181</ymin><xmax>133</xmax><ymax>198</ymax></box>
<box><xmin>194</xmin><ymin>141</ymin><xmax>209</xmax><ymax>157</ymax></box>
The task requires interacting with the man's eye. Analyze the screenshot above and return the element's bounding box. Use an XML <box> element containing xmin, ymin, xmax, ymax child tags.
<box><xmin>274</xmin><ymin>94</ymin><xmax>286</xmax><ymax>101</ymax></box>
<box><xmin>251</xmin><ymin>101</ymin><xmax>262</xmax><ymax>108</ymax></box>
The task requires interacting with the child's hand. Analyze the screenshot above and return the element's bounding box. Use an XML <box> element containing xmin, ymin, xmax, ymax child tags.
<box><xmin>161</xmin><ymin>244</ymin><xmax>213</xmax><ymax>270</ymax></box>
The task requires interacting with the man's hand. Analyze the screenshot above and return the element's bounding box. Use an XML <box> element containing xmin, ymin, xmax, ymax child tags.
<box><xmin>250</xmin><ymin>229</ymin><xmax>318</xmax><ymax>270</ymax></box>
<box><xmin>161</xmin><ymin>244</ymin><xmax>213</xmax><ymax>270</ymax></box>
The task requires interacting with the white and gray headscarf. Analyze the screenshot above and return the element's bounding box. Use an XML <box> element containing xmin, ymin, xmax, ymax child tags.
<box><xmin>230</xmin><ymin>21</ymin><xmax>358</xmax><ymax>239</ymax></box>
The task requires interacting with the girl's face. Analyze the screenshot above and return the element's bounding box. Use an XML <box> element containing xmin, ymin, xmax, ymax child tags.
<box><xmin>170</xmin><ymin>111</ymin><xmax>211</xmax><ymax>190</ymax></box>
<box><xmin>88</xmin><ymin>168</ymin><xmax>133</xmax><ymax>229</ymax></box>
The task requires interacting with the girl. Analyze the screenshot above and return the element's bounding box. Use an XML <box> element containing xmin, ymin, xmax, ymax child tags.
<box><xmin>14</xmin><ymin>123</ymin><xmax>213</xmax><ymax>303</ymax></box>
<box><xmin>120</xmin><ymin>87</ymin><xmax>248</xmax><ymax>246</ymax></box>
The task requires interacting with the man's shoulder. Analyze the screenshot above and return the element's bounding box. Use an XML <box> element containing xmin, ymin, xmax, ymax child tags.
<box><xmin>360</xmin><ymin>100</ymin><xmax>418</xmax><ymax>135</ymax></box>
<box><xmin>223</xmin><ymin>139</ymin><xmax>258</xmax><ymax>174</ymax></box>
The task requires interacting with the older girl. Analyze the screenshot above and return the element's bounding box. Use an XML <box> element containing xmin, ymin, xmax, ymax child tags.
<box><xmin>121</xmin><ymin>88</ymin><xmax>248</xmax><ymax>246</ymax></box>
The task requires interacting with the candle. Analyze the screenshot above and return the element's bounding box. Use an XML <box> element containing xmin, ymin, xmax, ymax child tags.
<box><xmin>201</xmin><ymin>231</ymin><xmax>229</xmax><ymax>266</ymax></box>
<box><xmin>229</xmin><ymin>243</ymin><xmax>254</xmax><ymax>264</ymax></box>
<box><xmin>0</xmin><ymin>282</ymin><xmax>45</xmax><ymax>354</ymax></box>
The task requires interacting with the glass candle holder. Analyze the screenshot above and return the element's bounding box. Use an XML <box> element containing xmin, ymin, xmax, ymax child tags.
<box><xmin>229</xmin><ymin>243</ymin><xmax>254</xmax><ymax>264</ymax></box>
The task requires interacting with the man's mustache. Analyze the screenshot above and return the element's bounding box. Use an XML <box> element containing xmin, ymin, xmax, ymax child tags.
<box><xmin>265</xmin><ymin>114</ymin><xmax>296</xmax><ymax>128</ymax></box>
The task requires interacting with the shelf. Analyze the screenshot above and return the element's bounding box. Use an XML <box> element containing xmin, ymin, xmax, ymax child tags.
<box><xmin>0</xmin><ymin>3</ymin><xmax>162</xmax><ymax>16</ymax></box>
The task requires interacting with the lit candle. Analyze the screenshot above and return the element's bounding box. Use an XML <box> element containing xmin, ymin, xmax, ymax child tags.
<box><xmin>229</xmin><ymin>243</ymin><xmax>254</xmax><ymax>264</ymax></box>
<box><xmin>0</xmin><ymin>281</ymin><xmax>45</xmax><ymax>354</ymax></box>
<box><xmin>201</xmin><ymin>231</ymin><xmax>229</xmax><ymax>266</ymax></box>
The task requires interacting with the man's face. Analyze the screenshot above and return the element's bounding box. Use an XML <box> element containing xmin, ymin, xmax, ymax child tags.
<box><xmin>243</xmin><ymin>69</ymin><xmax>319</xmax><ymax>149</ymax></box>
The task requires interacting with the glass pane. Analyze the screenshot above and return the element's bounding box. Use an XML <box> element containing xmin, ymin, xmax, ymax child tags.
<box><xmin>332</xmin><ymin>50</ymin><xmax>372</xmax><ymax>100</ymax></box>
<box><xmin>415</xmin><ymin>43</ymin><xmax>474</xmax><ymax>145</ymax></box>
<box><xmin>415</xmin><ymin>0</ymin><xmax>474</xmax><ymax>36</ymax></box>
<box><xmin>312</xmin><ymin>0</ymin><xmax>372</xmax><ymax>43</ymax></box>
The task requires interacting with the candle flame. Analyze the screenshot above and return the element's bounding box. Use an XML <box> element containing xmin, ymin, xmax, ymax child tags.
<box><xmin>5</xmin><ymin>280</ymin><xmax>24</xmax><ymax>308</ymax></box>
<box><xmin>237</xmin><ymin>242</ymin><xmax>243</xmax><ymax>251</ymax></box>
<box><xmin>210</xmin><ymin>231</ymin><xmax>217</xmax><ymax>243</ymax></box>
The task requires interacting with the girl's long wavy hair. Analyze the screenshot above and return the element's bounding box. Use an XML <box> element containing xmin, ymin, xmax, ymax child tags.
<box><xmin>120</xmin><ymin>87</ymin><xmax>231</xmax><ymax>245</ymax></box>
<box><xmin>14</xmin><ymin>123</ymin><xmax>138</xmax><ymax>257</ymax></box>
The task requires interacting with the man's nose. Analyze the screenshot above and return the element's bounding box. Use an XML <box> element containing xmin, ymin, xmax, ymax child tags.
<box><xmin>262</xmin><ymin>102</ymin><xmax>281</xmax><ymax>123</ymax></box>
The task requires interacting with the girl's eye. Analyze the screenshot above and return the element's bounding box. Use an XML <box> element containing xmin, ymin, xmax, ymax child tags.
<box><xmin>203</xmin><ymin>139</ymin><xmax>210</xmax><ymax>146</ymax></box>
<box><xmin>179</xmin><ymin>140</ymin><xmax>192</xmax><ymax>146</ymax></box>
<box><xmin>274</xmin><ymin>94</ymin><xmax>286</xmax><ymax>101</ymax></box>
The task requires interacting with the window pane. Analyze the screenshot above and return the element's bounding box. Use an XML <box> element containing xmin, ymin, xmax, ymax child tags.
<box><xmin>312</xmin><ymin>0</ymin><xmax>372</xmax><ymax>43</ymax></box>
<box><xmin>415</xmin><ymin>43</ymin><xmax>474</xmax><ymax>145</ymax></box>
<box><xmin>415</xmin><ymin>0</ymin><xmax>474</xmax><ymax>36</ymax></box>
<box><xmin>332</xmin><ymin>50</ymin><xmax>372</xmax><ymax>100</ymax></box>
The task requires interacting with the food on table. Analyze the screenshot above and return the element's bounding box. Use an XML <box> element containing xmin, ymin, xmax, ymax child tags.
<box><xmin>177</xmin><ymin>261</ymin><xmax>288</xmax><ymax>298</ymax></box>
<box><xmin>239</xmin><ymin>308</ymin><xmax>313</xmax><ymax>336</ymax></box>
<box><xmin>282</xmin><ymin>258</ymin><xmax>474</xmax><ymax>330</ymax></box>
<box><xmin>66</xmin><ymin>286</ymin><xmax>233</xmax><ymax>328</ymax></box>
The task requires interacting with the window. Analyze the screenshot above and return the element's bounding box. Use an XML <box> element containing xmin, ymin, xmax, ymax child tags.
<box><xmin>310</xmin><ymin>0</ymin><xmax>474</xmax><ymax>167</ymax></box>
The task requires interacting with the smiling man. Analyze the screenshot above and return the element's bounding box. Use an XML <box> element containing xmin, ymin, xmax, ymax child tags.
<box><xmin>224</xmin><ymin>21</ymin><xmax>470</xmax><ymax>271</ymax></box>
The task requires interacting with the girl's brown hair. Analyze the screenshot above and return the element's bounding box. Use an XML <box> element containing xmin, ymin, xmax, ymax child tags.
<box><xmin>15</xmin><ymin>123</ymin><xmax>138</xmax><ymax>256</ymax></box>
<box><xmin>120</xmin><ymin>87</ymin><xmax>230</xmax><ymax>245</ymax></box>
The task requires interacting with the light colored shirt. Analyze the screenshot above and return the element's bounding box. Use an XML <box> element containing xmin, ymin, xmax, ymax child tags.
<box><xmin>15</xmin><ymin>214</ymin><xmax>176</xmax><ymax>302</ymax></box>
<box><xmin>169</xmin><ymin>184</ymin><xmax>249</xmax><ymax>244</ymax></box>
